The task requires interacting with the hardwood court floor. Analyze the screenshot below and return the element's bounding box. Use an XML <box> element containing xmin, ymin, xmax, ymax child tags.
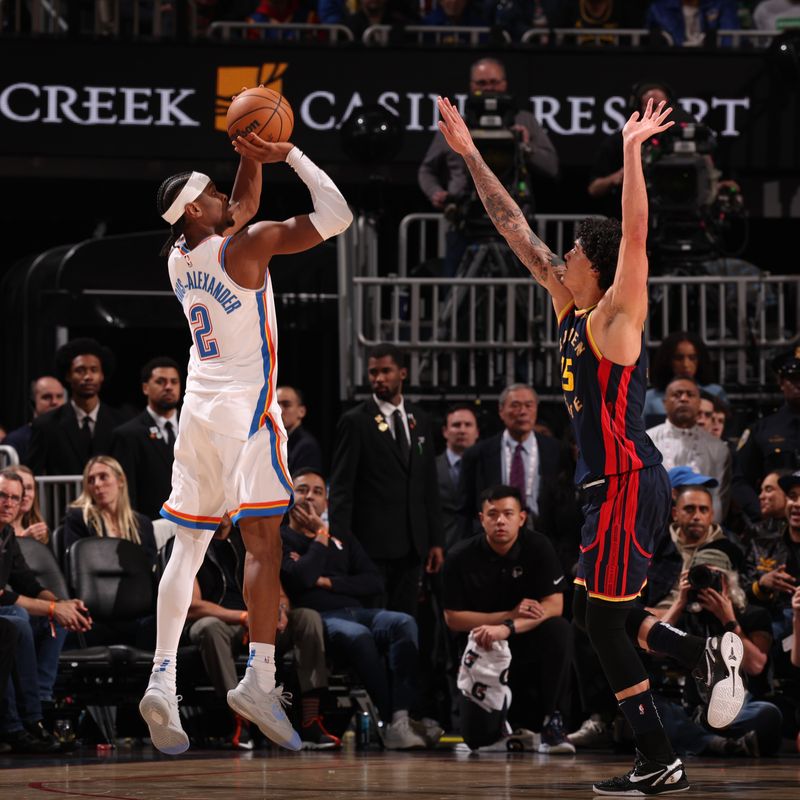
<box><xmin>1</xmin><ymin>748</ymin><xmax>799</xmax><ymax>799</ymax></box>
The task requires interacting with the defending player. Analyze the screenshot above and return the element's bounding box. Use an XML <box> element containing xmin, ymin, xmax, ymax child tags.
<box><xmin>437</xmin><ymin>95</ymin><xmax>745</xmax><ymax>794</ymax></box>
<box><xmin>139</xmin><ymin>131</ymin><xmax>352</xmax><ymax>754</ymax></box>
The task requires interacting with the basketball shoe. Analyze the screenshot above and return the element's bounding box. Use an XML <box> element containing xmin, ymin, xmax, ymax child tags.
<box><xmin>139</xmin><ymin>671</ymin><xmax>190</xmax><ymax>755</ymax></box>
<box><xmin>473</xmin><ymin>728</ymin><xmax>540</xmax><ymax>752</ymax></box>
<box><xmin>592</xmin><ymin>750</ymin><xmax>690</xmax><ymax>796</ymax></box>
<box><xmin>301</xmin><ymin>717</ymin><xmax>341</xmax><ymax>750</ymax></box>
<box><xmin>226</xmin><ymin>670</ymin><xmax>301</xmax><ymax>751</ymax></box>
<box><xmin>538</xmin><ymin>711</ymin><xmax>576</xmax><ymax>754</ymax></box>
<box><xmin>692</xmin><ymin>632</ymin><xmax>745</xmax><ymax>729</ymax></box>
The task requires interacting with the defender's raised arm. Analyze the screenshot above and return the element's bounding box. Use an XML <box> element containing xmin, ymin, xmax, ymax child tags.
<box><xmin>436</xmin><ymin>96</ymin><xmax>571</xmax><ymax>314</ymax></box>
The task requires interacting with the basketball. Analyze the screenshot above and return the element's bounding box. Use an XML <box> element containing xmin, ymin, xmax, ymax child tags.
<box><xmin>226</xmin><ymin>87</ymin><xmax>294</xmax><ymax>144</ymax></box>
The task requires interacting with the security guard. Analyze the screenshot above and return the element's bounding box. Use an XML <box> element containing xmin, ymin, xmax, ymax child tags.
<box><xmin>733</xmin><ymin>348</ymin><xmax>800</xmax><ymax>521</ymax></box>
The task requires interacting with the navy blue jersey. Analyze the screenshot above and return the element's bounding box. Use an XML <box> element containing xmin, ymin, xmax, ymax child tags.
<box><xmin>558</xmin><ymin>303</ymin><xmax>662</xmax><ymax>485</ymax></box>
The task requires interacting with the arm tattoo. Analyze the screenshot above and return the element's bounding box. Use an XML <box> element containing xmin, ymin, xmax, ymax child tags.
<box><xmin>465</xmin><ymin>151</ymin><xmax>560</xmax><ymax>287</ymax></box>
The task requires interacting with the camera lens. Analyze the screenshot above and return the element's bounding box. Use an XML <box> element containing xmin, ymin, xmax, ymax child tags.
<box><xmin>688</xmin><ymin>564</ymin><xmax>714</xmax><ymax>590</ymax></box>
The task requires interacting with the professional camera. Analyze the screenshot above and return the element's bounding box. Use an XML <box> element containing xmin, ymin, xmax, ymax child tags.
<box><xmin>644</xmin><ymin>119</ymin><xmax>717</xmax><ymax>212</ymax></box>
<box><xmin>446</xmin><ymin>92</ymin><xmax>532</xmax><ymax>240</ymax></box>
<box><xmin>686</xmin><ymin>563</ymin><xmax>724</xmax><ymax>608</ymax></box>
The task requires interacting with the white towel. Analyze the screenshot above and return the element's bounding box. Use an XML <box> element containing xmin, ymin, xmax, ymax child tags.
<box><xmin>457</xmin><ymin>631</ymin><xmax>512</xmax><ymax>713</ymax></box>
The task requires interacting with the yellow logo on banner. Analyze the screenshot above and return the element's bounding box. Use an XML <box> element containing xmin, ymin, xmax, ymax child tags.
<box><xmin>215</xmin><ymin>63</ymin><xmax>289</xmax><ymax>132</ymax></box>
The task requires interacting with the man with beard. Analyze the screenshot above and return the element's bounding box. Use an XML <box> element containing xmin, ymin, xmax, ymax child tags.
<box><xmin>734</xmin><ymin>350</ymin><xmax>800</xmax><ymax>521</ymax></box>
<box><xmin>647</xmin><ymin>378</ymin><xmax>731</xmax><ymax>523</ymax></box>
<box><xmin>112</xmin><ymin>358</ymin><xmax>182</xmax><ymax>519</ymax></box>
<box><xmin>27</xmin><ymin>338</ymin><xmax>124</xmax><ymax>476</ymax></box>
<box><xmin>329</xmin><ymin>343</ymin><xmax>444</xmax><ymax>616</ymax></box>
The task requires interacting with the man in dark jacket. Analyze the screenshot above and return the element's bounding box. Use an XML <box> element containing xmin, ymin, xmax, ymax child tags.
<box><xmin>111</xmin><ymin>357</ymin><xmax>181</xmax><ymax>519</ymax></box>
<box><xmin>0</xmin><ymin>470</ymin><xmax>91</xmax><ymax>752</ymax></box>
<box><xmin>328</xmin><ymin>343</ymin><xmax>444</xmax><ymax>616</ymax></box>
<box><xmin>27</xmin><ymin>338</ymin><xmax>125</xmax><ymax>476</ymax></box>
<box><xmin>459</xmin><ymin>383</ymin><xmax>566</xmax><ymax>538</ymax></box>
<box><xmin>281</xmin><ymin>467</ymin><xmax>442</xmax><ymax>750</ymax></box>
<box><xmin>277</xmin><ymin>385</ymin><xmax>323</xmax><ymax>475</ymax></box>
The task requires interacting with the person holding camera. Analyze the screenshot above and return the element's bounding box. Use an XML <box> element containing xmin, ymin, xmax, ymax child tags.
<box><xmin>418</xmin><ymin>57</ymin><xmax>559</xmax><ymax>278</ymax></box>
<box><xmin>650</xmin><ymin>484</ymin><xmax>737</xmax><ymax>613</ymax></box>
<box><xmin>654</xmin><ymin>541</ymin><xmax>782</xmax><ymax>757</ymax></box>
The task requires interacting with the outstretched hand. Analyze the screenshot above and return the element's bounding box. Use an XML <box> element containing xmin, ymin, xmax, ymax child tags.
<box><xmin>622</xmin><ymin>98</ymin><xmax>674</xmax><ymax>148</ymax></box>
<box><xmin>233</xmin><ymin>132</ymin><xmax>294</xmax><ymax>164</ymax></box>
<box><xmin>436</xmin><ymin>96</ymin><xmax>476</xmax><ymax>157</ymax></box>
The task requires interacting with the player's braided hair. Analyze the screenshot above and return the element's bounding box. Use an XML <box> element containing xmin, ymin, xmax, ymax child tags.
<box><xmin>156</xmin><ymin>172</ymin><xmax>192</xmax><ymax>257</ymax></box>
<box><xmin>577</xmin><ymin>217</ymin><xmax>622</xmax><ymax>292</ymax></box>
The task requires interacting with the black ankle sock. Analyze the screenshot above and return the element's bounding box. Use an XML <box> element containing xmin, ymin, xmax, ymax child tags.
<box><xmin>646</xmin><ymin>621</ymin><xmax>706</xmax><ymax>670</ymax></box>
<box><xmin>618</xmin><ymin>690</ymin><xmax>674</xmax><ymax>764</ymax></box>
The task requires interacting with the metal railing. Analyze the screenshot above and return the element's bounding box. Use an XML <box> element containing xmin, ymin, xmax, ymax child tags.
<box><xmin>0</xmin><ymin>0</ymin><xmax>188</xmax><ymax>36</ymax></box>
<box><xmin>36</xmin><ymin>475</ymin><xmax>82</xmax><ymax>531</ymax></box>
<box><xmin>396</xmin><ymin>213</ymin><xmax>600</xmax><ymax>277</ymax></box>
<box><xmin>345</xmin><ymin>267</ymin><xmax>800</xmax><ymax>401</ymax></box>
<box><xmin>207</xmin><ymin>21</ymin><xmax>354</xmax><ymax>43</ymax></box>
<box><xmin>0</xmin><ymin>445</ymin><xmax>20</xmax><ymax>469</ymax></box>
<box><xmin>363</xmin><ymin>24</ymin><xmax>510</xmax><ymax>46</ymax></box>
<box><xmin>521</xmin><ymin>27</ymin><xmax>651</xmax><ymax>47</ymax></box>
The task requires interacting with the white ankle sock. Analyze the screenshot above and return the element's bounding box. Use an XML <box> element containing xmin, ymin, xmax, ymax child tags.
<box><xmin>247</xmin><ymin>642</ymin><xmax>276</xmax><ymax>692</ymax></box>
<box><xmin>152</xmin><ymin>649</ymin><xmax>177</xmax><ymax>693</ymax></box>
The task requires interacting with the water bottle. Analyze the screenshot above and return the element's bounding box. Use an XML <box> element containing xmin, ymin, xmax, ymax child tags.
<box><xmin>355</xmin><ymin>711</ymin><xmax>371</xmax><ymax>750</ymax></box>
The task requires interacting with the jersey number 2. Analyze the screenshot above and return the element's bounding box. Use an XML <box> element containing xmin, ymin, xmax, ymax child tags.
<box><xmin>189</xmin><ymin>304</ymin><xmax>220</xmax><ymax>360</ymax></box>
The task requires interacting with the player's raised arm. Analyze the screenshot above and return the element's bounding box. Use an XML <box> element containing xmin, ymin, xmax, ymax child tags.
<box><xmin>436</xmin><ymin>96</ymin><xmax>572</xmax><ymax>314</ymax></box>
<box><xmin>610</xmin><ymin>99</ymin><xmax>674</xmax><ymax>326</ymax></box>
<box><xmin>225</xmin><ymin>134</ymin><xmax>353</xmax><ymax>289</ymax></box>
<box><xmin>222</xmin><ymin>154</ymin><xmax>262</xmax><ymax>236</ymax></box>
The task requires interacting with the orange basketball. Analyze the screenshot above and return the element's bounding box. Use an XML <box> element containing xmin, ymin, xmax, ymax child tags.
<box><xmin>226</xmin><ymin>87</ymin><xmax>294</xmax><ymax>143</ymax></box>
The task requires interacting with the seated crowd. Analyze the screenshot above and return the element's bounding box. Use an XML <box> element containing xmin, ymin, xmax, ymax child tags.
<box><xmin>1</xmin><ymin>335</ymin><xmax>800</xmax><ymax>757</ymax></box>
<box><xmin>197</xmin><ymin>0</ymin><xmax>794</xmax><ymax>45</ymax></box>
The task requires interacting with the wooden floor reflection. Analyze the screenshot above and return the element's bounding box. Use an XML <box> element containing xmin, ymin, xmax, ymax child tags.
<box><xmin>1</xmin><ymin>748</ymin><xmax>799</xmax><ymax>799</ymax></box>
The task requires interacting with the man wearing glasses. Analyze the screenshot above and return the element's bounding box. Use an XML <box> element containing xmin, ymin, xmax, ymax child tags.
<box><xmin>0</xmin><ymin>470</ymin><xmax>92</xmax><ymax>752</ymax></box>
<box><xmin>417</xmin><ymin>57</ymin><xmax>559</xmax><ymax>278</ymax></box>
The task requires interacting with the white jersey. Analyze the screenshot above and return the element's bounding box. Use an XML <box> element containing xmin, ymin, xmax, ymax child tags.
<box><xmin>168</xmin><ymin>234</ymin><xmax>286</xmax><ymax>444</ymax></box>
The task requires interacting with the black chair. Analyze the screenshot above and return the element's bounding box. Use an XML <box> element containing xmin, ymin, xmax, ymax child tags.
<box><xmin>16</xmin><ymin>538</ymin><xmax>69</xmax><ymax>599</ymax></box>
<box><xmin>49</xmin><ymin>524</ymin><xmax>67</xmax><ymax>575</ymax></box>
<box><xmin>56</xmin><ymin>538</ymin><xmax>158</xmax><ymax>743</ymax></box>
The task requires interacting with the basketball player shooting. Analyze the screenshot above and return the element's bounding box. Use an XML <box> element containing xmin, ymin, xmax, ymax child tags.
<box><xmin>139</xmin><ymin>122</ymin><xmax>352</xmax><ymax>755</ymax></box>
<box><xmin>437</xmin><ymin>95</ymin><xmax>745</xmax><ymax>795</ymax></box>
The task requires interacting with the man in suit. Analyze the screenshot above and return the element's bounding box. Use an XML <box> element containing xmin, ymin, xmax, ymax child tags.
<box><xmin>278</xmin><ymin>385</ymin><xmax>323</xmax><ymax>474</ymax></box>
<box><xmin>329</xmin><ymin>343</ymin><xmax>444</xmax><ymax>617</ymax></box>
<box><xmin>1</xmin><ymin>376</ymin><xmax>65</xmax><ymax>464</ymax></box>
<box><xmin>459</xmin><ymin>383</ymin><xmax>564</xmax><ymax>538</ymax></box>
<box><xmin>111</xmin><ymin>357</ymin><xmax>181</xmax><ymax>519</ymax></box>
<box><xmin>437</xmin><ymin>404</ymin><xmax>479</xmax><ymax>552</ymax></box>
<box><xmin>26</xmin><ymin>338</ymin><xmax>124</xmax><ymax>476</ymax></box>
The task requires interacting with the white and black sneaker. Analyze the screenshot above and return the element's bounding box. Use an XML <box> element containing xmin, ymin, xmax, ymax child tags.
<box><xmin>692</xmin><ymin>632</ymin><xmax>745</xmax><ymax>729</ymax></box>
<box><xmin>593</xmin><ymin>750</ymin><xmax>689</xmax><ymax>796</ymax></box>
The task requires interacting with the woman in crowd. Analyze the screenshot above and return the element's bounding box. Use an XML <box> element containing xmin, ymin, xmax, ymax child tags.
<box><xmin>63</xmin><ymin>455</ymin><xmax>156</xmax><ymax>567</ymax></box>
<box><xmin>644</xmin><ymin>331</ymin><xmax>728</xmax><ymax>426</ymax></box>
<box><xmin>10</xmin><ymin>465</ymin><xmax>49</xmax><ymax>545</ymax></box>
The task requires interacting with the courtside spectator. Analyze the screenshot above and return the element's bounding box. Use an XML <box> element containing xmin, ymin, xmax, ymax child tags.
<box><xmin>9</xmin><ymin>465</ymin><xmax>48</xmax><ymax>545</ymax></box>
<box><xmin>1</xmin><ymin>377</ymin><xmax>65</xmax><ymax>464</ymax></box>
<box><xmin>277</xmin><ymin>386</ymin><xmax>323</xmax><ymax>475</ymax></box>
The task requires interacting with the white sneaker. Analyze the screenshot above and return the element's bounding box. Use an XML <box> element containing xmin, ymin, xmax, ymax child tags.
<box><xmin>226</xmin><ymin>670</ymin><xmax>301</xmax><ymax>751</ymax></box>
<box><xmin>138</xmin><ymin>672</ymin><xmax>189</xmax><ymax>755</ymax></box>
<box><xmin>383</xmin><ymin>716</ymin><xmax>427</xmax><ymax>750</ymax></box>
<box><xmin>693</xmin><ymin>632</ymin><xmax>746</xmax><ymax>730</ymax></box>
<box><xmin>567</xmin><ymin>715</ymin><xmax>609</xmax><ymax>748</ymax></box>
<box><xmin>474</xmin><ymin>728</ymin><xmax>540</xmax><ymax>753</ymax></box>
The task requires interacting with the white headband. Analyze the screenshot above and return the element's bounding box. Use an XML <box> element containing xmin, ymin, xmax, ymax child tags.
<box><xmin>162</xmin><ymin>172</ymin><xmax>211</xmax><ymax>225</ymax></box>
